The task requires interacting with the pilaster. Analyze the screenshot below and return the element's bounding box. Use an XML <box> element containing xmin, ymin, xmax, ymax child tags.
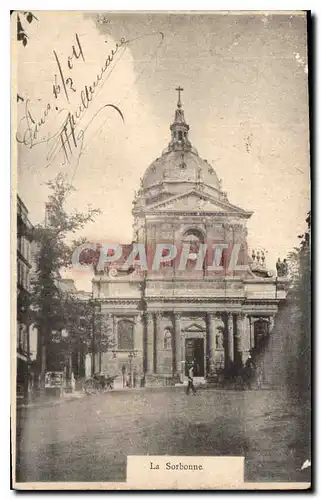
<box><xmin>154</xmin><ymin>312</ymin><xmax>162</xmax><ymax>373</ymax></box>
<box><xmin>226</xmin><ymin>312</ymin><xmax>234</xmax><ymax>369</ymax></box>
<box><xmin>207</xmin><ymin>313</ymin><xmax>216</xmax><ymax>375</ymax></box>
<box><xmin>173</xmin><ymin>313</ymin><xmax>182</xmax><ymax>375</ymax></box>
<box><xmin>146</xmin><ymin>313</ymin><xmax>154</xmax><ymax>374</ymax></box>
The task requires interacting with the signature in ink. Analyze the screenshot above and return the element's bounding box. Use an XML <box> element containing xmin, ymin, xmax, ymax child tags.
<box><xmin>16</xmin><ymin>30</ymin><xmax>165</xmax><ymax>168</ymax></box>
<box><xmin>16</xmin><ymin>34</ymin><xmax>127</xmax><ymax>165</ymax></box>
<box><xmin>46</xmin><ymin>103</ymin><xmax>124</xmax><ymax>167</ymax></box>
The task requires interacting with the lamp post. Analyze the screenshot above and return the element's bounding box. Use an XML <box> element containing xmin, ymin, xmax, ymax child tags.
<box><xmin>88</xmin><ymin>298</ymin><xmax>96</xmax><ymax>376</ymax></box>
<box><xmin>90</xmin><ymin>298</ymin><xmax>101</xmax><ymax>376</ymax></box>
<box><xmin>128</xmin><ymin>352</ymin><xmax>133</xmax><ymax>388</ymax></box>
<box><xmin>61</xmin><ymin>328</ymin><xmax>69</xmax><ymax>391</ymax></box>
<box><xmin>128</xmin><ymin>350</ymin><xmax>138</xmax><ymax>388</ymax></box>
<box><xmin>121</xmin><ymin>364</ymin><xmax>126</xmax><ymax>388</ymax></box>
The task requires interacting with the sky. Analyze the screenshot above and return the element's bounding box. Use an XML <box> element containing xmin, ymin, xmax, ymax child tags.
<box><xmin>14</xmin><ymin>11</ymin><xmax>310</xmax><ymax>291</ymax></box>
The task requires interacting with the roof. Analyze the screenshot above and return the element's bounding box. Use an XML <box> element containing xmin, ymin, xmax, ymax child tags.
<box><xmin>142</xmin><ymin>149</ymin><xmax>221</xmax><ymax>191</ymax></box>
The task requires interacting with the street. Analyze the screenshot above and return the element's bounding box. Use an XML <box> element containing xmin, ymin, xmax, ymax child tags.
<box><xmin>16</xmin><ymin>387</ymin><xmax>311</xmax><ymax>484</ymax></box>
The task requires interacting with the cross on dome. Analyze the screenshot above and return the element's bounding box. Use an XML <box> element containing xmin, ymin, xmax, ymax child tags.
<box><xmin>175</xmin><ymin>86</ymin><xmax>184</xmax><ymax>108</ymax></box>
<box><xmin>169</xmin><ymin>87</ymin><xmax>191</xmax><ymax>151</ymax></box>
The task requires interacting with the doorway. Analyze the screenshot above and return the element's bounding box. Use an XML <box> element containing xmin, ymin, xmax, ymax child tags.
<box><xmin>184</xmin><ymin>338</ymin><xmax>205</xmax><ymax>377</ymax></box>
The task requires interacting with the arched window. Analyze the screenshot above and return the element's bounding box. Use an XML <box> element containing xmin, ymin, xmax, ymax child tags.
<box><xmin>117</xmin><ymin>320</ymin><xmax>134</xmax><ymax>350</ymax></box>
<box><xmin>164</xmin><ymin>328</ymin><xmax>172</xmax><ymax>349</ymax></box>
<box><xmin>182</xmin><ymin>228</ymin><xmax>205</xmax><ymax>244</ymax></box>
<box><xmin>181</xmin><ymin>229</ymin><xmax>206</xmax><ymax>273</ymax></box>
<box><xmin>178</xmin><ymin>130</ymin><xmax>183</xmax><ymax>141</ymax></box>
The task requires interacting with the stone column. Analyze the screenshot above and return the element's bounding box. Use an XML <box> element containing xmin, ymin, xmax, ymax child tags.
<box><xmin>242</xmin><ymin>314</ymin><xmax>251</xmax><ymax>363</ymax></box>
<box><xmin>173</xmin><ymin>313</ymin><xmax>182</xmax><ymax>375</ymax></box>
<box><xmin>146</xmin><ymin>313</ymin><xmax>154</xmax><ymax>374</ymax></box>
<box><xmin>207</xmin><ymin>313</ymin><xmax>215</xmax><ymax>375</ymax></box>
<box><xmin>227</xmin><ymin>312</ymin><xmax>234</xmax><ymax>369</ymax></box>
<box><xmin>135</xmin><ymin>313</ymin><xmax>144</xmax><ymax>377</ymax></box>
<box><xmin>113</xmin><ymin>315</ymin><xmax>117</xmax><ymax>348</ymax></box>
<box><xmin>249</xmin><ymin>316</ymin><xmax>255</xmax><ymax>349</ymax></box>
<box><xmin>135</xmin><ymin>313</ymin><xmax>144</xmax><ymax>353</ymax></box>
<box><xmin>154</xmin><ymin>312</ymin><xmax>162</xmax><ymax>373</ymax></box>
<box><xmin>235</xmin><ymin>313</ymin><xmax>244</xmax><ymax>369</ymax></box>
<box><xmin>106</xmin><ymin>314</ymin><xmax>113</xmax><ymax>347</ymax></box>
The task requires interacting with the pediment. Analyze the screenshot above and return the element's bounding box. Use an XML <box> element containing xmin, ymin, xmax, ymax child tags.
<box><xmin>147</xmin><ymin>189</ymin><xmax>250</xmax><ymax>216</ymax></box>
<box><xmin>184</xmin><ymin>323</ymin><xmax>205</xmax><ymax>332</ymax></box>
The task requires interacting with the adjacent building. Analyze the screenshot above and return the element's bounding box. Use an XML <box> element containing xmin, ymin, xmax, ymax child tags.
<box><xmin>16</xmin><ymin>196</ymin><xmax>33</xmax><ymax>402</ymax></box>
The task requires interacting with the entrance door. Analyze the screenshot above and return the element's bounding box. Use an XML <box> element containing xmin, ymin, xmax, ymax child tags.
<box><xmin>254</xmin><ymin>319</ymin><xmax>269</xmax><ymax>349</ymax></box>
<box><xmin>185</xmin><ymin>338</ymin><xmax>205</xmax><ymax>377</ymax></box>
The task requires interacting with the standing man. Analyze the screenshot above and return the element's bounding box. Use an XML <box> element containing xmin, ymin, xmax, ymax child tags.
<box><xmin>244</xmin><ymin>354</ymin><xmax>255</xmax><ymax>390</ymax></box>
<box><xmin>186</xmin><ymin>361</ymin><xmax>197</xmax><ymax>395</ymax></box>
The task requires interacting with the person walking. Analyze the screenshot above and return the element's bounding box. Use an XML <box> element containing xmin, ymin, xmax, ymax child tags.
<box><xmin>186</xmin><ymin>361</ymin><xmax>197</xmax><ymax>395</ymax></box>
<box><xmin>244</xmin><ymin>354</ymin><xmax>255</xmax><ymax>390</ymax></box>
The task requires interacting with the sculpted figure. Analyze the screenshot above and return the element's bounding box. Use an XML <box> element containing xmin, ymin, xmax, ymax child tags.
<box><xmin>164</xmin><ymin>328</ymin><xmax>172</xmax><ymax>349</ymax></box>
<box><xmin>216</xmin><ymin>329</ymin><xmax>224</xmax><ymax>349</ymax></box>
<box><xmin>276</xmin><ymin>257</ymin><xmax>288</xmax><ymax>277</ymax></box>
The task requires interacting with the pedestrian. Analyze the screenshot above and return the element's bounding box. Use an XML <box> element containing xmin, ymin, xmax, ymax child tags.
<box><xmin>71</xmin><ymin>372</ymin><xmax>76</xmax><ymax>392</ymax></box>
<box><xmin>186</xmin><ymin>362</ymin><xmax>197</xmax><ymax>395</ymax></box>
<box><xmin>244</xmin><ymin>355</ymin><xmax>255</xmax><ymax>390</ymax></box>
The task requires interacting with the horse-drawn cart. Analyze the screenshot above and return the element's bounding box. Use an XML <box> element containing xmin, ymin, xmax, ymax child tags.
<box><xmin>84</xmin><ymin>373</ymin><xmax>117</xmax><ymax>394</ymax></box>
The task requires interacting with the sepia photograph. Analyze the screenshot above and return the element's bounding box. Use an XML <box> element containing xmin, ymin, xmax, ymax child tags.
<box><xmin>12</xmin><ymin>10</ymin><xmax>311</xmax><ymax>490</ymax></box>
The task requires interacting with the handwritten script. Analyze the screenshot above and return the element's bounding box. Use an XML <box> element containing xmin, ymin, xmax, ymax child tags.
<box><xmin>16</xmin><ymin>33</ymin><xmax>127</xmax><ymax>167</ymax></box>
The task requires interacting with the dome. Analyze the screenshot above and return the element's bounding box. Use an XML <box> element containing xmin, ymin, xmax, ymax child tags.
<box><xmin>141</xmin><ymin>87</ymin><xmax>221</xmax><ymax>193</ymax></box>
<box><xmin>143</xmin><ymin>149</ymin><xmax>221</xmax><ymax>191</ymax></box>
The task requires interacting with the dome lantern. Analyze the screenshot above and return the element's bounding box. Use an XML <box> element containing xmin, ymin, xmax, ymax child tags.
<box><xmin>169</xmin><ymin>86</ymin><xmax>192</xmax><ymax>152</ymax></box>
<box><xmin>141</xmin><ymin>90</ymin><xmax>223</xmax><ymax>194</ymax></box>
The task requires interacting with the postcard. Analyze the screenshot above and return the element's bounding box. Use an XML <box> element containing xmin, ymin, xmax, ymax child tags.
<box><xmin>12</xmin><ymin>10</ymin><xmax>311</xmax><ymax>490</ymax></box>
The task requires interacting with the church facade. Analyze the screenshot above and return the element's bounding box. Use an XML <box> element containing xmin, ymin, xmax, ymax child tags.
<box><xmin>91</xmin><ymin>90</ymin><xmax>288</xmax><ymax>385</ymax></box>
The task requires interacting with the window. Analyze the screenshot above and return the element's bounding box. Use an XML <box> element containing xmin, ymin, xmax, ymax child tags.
<box><xmin>22</xmin><ymin>265</ymin><xmax>26</xmax><ymax>288</ymax></box>
<box><xmin>164</xmin><ymin>328</ymin><xmax>172</xmax><ymax>349</ymax></box>
<box><xmin>22</xmin><ymin>264</ymin><xmax>28</xmax><ymax>289</ymax></box>
<box><xmin>178</xmin><ymin>131</ymin><xmax>183</xmax><ymax>141</ymax></box>
<box><xmin>18</xmin><ymin>235</ymin><xmax>22</xmax><ymax>253</ymax></box>
<box><xmin>18</xmin><ymin>323</ymin><xmax>28</xmax><ymax>353</ymax></box>
<box><xmin>17</xmin><ymin>261</ymin><xmax>21</xmax><ymax>286</ymax></box>
<box><xmin>181</xmin><ymin>229</ymin><xmax>206</xmax><ymax>273</ymax></box>
<box><xmin>26</xmin><ymin>240</ymin><xmax>30</xmax><ymax>262</ymax></box>
<box><xmin>117</xmin><ymin>320</ymin><xmax>134</xmax><ymax>350</ymax></box>
<box><xmin>23</xmin><ymin>326</ymin><xmax>28</xmax><ymax>353</ymax></box>
<box><xmin>25</xmin><ymin>268</ymin><xmax>30</xmax><ymax>290</ymax></box>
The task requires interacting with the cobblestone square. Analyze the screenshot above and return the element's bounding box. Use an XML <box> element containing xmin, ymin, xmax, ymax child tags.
<box><xmin>16</xmin><ymin>388</ymin><xmax>311</xmax><ymax>484</ymax></box>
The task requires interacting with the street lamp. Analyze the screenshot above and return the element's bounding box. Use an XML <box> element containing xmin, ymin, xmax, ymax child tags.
<box><xmin>128</xmin><ymin>352</ymin><xmax>133</xmax><ymax>388</ymax></box>
<box><xmin>61</xmin><ymin>329</ymin><xmax>70</xmax><ymax>391</ymax></box>
<box><xmin>121</xmin><ymin>364</ymin><xmax>126</xmax><ymax>388</ymax></box>
<box><xmin>89</xmin><ymin>298</ymin><xmax>101</xmax><ymax>376</ymax></box>
<box><xmin>128</xmin><ymin>350</ymin><xmax>138</xmax><ymax>388</ymax></box>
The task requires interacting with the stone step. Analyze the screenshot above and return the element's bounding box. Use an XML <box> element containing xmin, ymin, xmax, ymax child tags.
<box><xmin>145</xmin><ymin>374</ymin><xmax>177</xmax><ymax>387</ymax></box>
<box><xmin>178</xmin><ymin>377</ymin><xmax>207</xmax><ymax>387</ymax></box>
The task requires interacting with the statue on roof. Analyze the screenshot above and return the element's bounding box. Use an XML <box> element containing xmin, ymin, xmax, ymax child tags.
<box><xmin>276</xmin><ymin>258</ymin><xmax>288</xmax><ymax>277</ymax></box>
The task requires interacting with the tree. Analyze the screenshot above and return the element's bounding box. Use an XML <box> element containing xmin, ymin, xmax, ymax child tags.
<box><xmin>30</xmin><ymin>173</ymin><xmax>100</xmax><ymax>386</ymax></box>
<box><xmin>49</xmin><ymin>293</ymin><xmax>115</xmax><ymax>378</ymax></box>
<box><xmin>277</xmin><ymin>212</ymin><xmax>311</xmax><ymax>395</ymax></box>
<box><xmin>287</xmin><ymin>212</ymin><xmax>310</xmax><ymax>281</ymax></box>
<box><xmin>285</xmin><ymin>248</ymin><xmax>301</xmax><ymax>285</ymax></box>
